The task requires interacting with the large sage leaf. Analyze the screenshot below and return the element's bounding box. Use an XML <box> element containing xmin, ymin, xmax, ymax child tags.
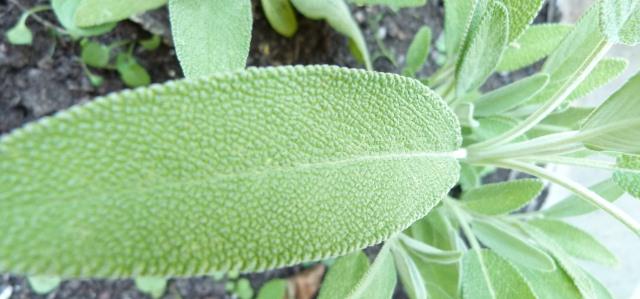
<box><xmin>51</xmin><ymin>0</ymin><xmax>116</xmax><ymax>38</ymax></box>
<box><xmin>169</xmin><ymin>0</ymin><xmax>252</xmax><ymax>77</ymax></box>
<box><xmin>318</xmin><ymin>246</ymin><xmax>397</xmax><ymax>299</ymax></box>
<box><xmin>581</xmin><ymin>72</ymin><xmax>640</xmax><ymax>153</ymax></box>
<box><xmin>291</xmin><ymin>0</ymin><xmax>372</xmax><ymax>70</ymax></box>
<box><xmin>75</xmin><ymin>0</ymin><xmax>167</xmax><ymax>27</ymax></box>
<box><xmin>462</xmin><ymin>250</ymin><xmax>536</xmax><ymax>299</ymax></box>
<box><xmin>497</xmin><ymin>24</ymin><xmax>573</xmax><ymax>72</ymax></box>
<box><xmin>462</xmin><ymin>179</ymin><xmax>544</xmax><ymax>215</ymax></box>
<box><xmin>599</xmin><ymin>0</ymin><xmax>640</xmax><ymax>45</ymax></box>
<box><xmin>0</xmin><ymin>66</ymin><xmax>461</xmax><ymax>277</ymax></box>
<box><xmin>613</xmin><ymin>154</ymin><xmax>640</xmax><ymax>198</ymax></box>
<box><xmin>543</xmin><ymin>179</ymin><xmax>625</xmax><ymax>217</ymax></box>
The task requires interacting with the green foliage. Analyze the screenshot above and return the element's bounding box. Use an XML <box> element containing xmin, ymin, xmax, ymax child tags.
<box><xmin>75</xmin><ymin>0</ymin><xmax>167</xmax><ymax>27</ymax></box>
<box><xmin>291</xmin><ymin>0</ymin><xmax>372</xmax><ymax>70</ymax></box>
<box><xmin>256</xmin><ymin>279</ymin><xmax>288</xmax><ymax>299</ymax></box>
<box><xmin>169</xmin><ymin>0</ymin><xmax>252</xmax><ymax>77</ymax></box>
<box><xmin>456</xmin><ymin>1</ymin><xmax>509</xmax><ymax>95</ymax></box>
<box><xmin>443</xmin><ymin>0</ymin><xmax>474</xmax><ymax>58</ymax></box>
<box><xmin>349</xmin><ymin>0</ymin><xmax>426</xmax><ymax>8</ymax></box>
<box><xmin>134</xmin><ymin>277</ymin><xmax>167</xmax><ymax>299</ymax></box>
<box><xmin>51</xmin><ymin>0</ymin><xmax>116</xmax><ymax>38</ymax></box>
<box><xmin>139</xmin><ymin>35</ymin><xmax>162</xmax><ymax>51</ymax></box>
<box><xmin>261</xmin><ymin>0</ymin><xmax>298</xmax><ymax>37</ymax></box>
<box><xmin>500</xmin><ymin>0</ymin><xmax>544</xmax><ymax>42</ymax></box>
<box><xmin>581</xmin><ymin>73</ymin><xmax>640</xmax><ymax>153</ymax></box>
<box><xmin>6</xmin><ymin>12</ymin><xmax>33</xmax><ymax>45</ymax></box>
<box><xmin>474</xmin><ymin>73</ymin><xmax>549</xmax><ymax>117</ymax></box>
<box><xmin>462</xmin><ymin>179</ymin><xmax>544</xmax><ymax>215</ymax></box>
<box><xmin>530</xmin><ymin>219</ymin><xmax>618</xmax><ymax>267</ymax></box>
<box><xmin>544</xmin><ymin>179</ymin><xmax>625</xmax><ymax>218</ymax></box>
<box><xmin>462</xmin><ymin>250</ymin><xmax>537</xmax><ymax>299</ymax></box>
<box><xmin>0</xmin><ymin>66</ymin><xmax>460</xmax><ymax>277</ymax></box>
<box><xmin>614</xmin><ymin>154</ymin><xmax>640</xmax><ymax>198</ymax></box>
<box><xmin>27</xmin><ymin>276</ymin><xmax>61</xmax><ymax>294</ymax></box>
<box><xmin>81</xmin><ymin>40</ymin><xmax>110</xmax><ymax>68</ymax></box>
<box><xmin>515</xmin><ymin>262</ymin><xmax>583</xmax><ymax>299</ymax></box>
<box><xmin>391</xmin><ymin>244</ymin><xmax>427</xmax><ymax>299</ymax></box>
<box><xmin>598</xmin><ymin>0</ymin><xmax>640</xmax><ymax>45</ymax></box>
<box><xmin>318</xmin><ymin>246</ymin><xmax>396</xmax><ymax>299</ymax></box>
<box><xmin>115</xmin><ymin>52</ymin><xmax>151</xmax><ymax>87</ymax></box>
<box><xmin>564</xmin><ymin>57</ymin><xmax>628</xmax><ymax>106</ymax></box>
<box><xmin>233</xmin><ymin>278</ymin><xmax>254</xmax><ymax>299</ymax></box>
<box><xmin>497</xmin><ymin>24</ymin><xmax>573</xmax><ymax>72</ymax></box>
<box><xmin>403</xmin><ymin>26</ymin><xmax>431</xmax><ymax>76</ymax></box>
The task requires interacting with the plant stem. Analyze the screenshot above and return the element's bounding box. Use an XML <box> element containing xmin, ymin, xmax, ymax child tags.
<box><xmin>8</xmin><ymin>0</ymin><xmax>68</xmax><ymax>35</ymax></box>
<box><xmin>467</xmin><ymin>130</ymin><xmax>583</xmax><ymax>162</ymax></box>
<box><xmin>469</xmin><ymin>41</ymin><xmax>612</xmax><ymax>150</ymax></box>
<box><xmin>490</xmin><ymin>159</ymin><xmax>640</xmax><ymax>237</ymax></box>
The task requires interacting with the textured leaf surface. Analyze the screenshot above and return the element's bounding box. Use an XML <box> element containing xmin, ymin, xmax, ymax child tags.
<box><xmin>392</xmin><ymin>245</ymin><xmax>427</xmax><ymax>299</ymax></box>
<box><xmin>515</xmin><ymin>261</ymin><xmax>583</xmax><ymax>299</ymax></box>
<box><xmin>472</xmin><ymin>117</ymin><xmax>527</xmax><ymax>142</ymax></box>
<box><xmin>474</xmin><ymin>73</ymin><xmax>549</xmax><ymax>116</ymax></box>
<box><xmin>456</xmin><ymin>1</ymin><xmax>509</xmax><ymax>95</ymax></box>
<box><xmin>581</xmin><ymin>72</ymin><xmax>640</xmax><ymax>153</ymax></box>
<box><xmin>261</xmin><ymin>0</ymin><xmax>298</xmax><ymax>37</ymax></box>
<box><xmin>501</xmin><ymin>0</ymin><xmax>544</xmax><ymax>42</ymax></box>
<box><xmin>407</xmin><ymin>208</ymin><xmax>460</xmax><ymax>299</ymax></box>
<box><xmin>497</xmin><ymin>24</ymin><xmax>573</xmax><ymax>72</ymax></box>
<box><xmin>403</xmin><ymin>26</ymin><xmax>431</xmax><ymax>76</ymax></box>
<box><xmin>543</xmin><ymin>179</ymin><xmax>625</xmax><ymax>217</ymax></box>
<box><xmin>443</xmin><ymin>0</ymin><xmax>475</xmax><ymax>57</ymax></box>
<box><xmin>75</xmin><ymin>0</ymin><xmax>167</xmax><ymax>27</ymax></box>
<box><xmin>564</xmin><ymin>57</ymin><xmax>628</xmax><ymax>106</ymax></box>
<box><xmin>51</xmin><ymin>0</ymin><xmax>116</xmax><ymax>38</ymax></box>
<box><xmin>462</xmin><ymin>250</ymin><xmax>536</xmax><ymax>299</ymax></box>
<box><xmin>462</xmin><ymin>179</ymin><xmax>544</xmax><ymax>215</ymax></box>
<box><xmin>169</xmin><ymin>0</ymin><xmax>252</xmax><ymax>77</ymax></box>
<box><xmin>318</xmin><ymin>246</ymin><xmax>396</xmax><ymax>299</ymax></box>
<box><xmin>471</xmin><ymin>219</ymin><xmax>555</xmax><ymax>271</ymax></box>
<box><xmin>599</xmin><ymin>0</ymin><xmax>640</xmax><ymax>45</ymax></box>
<box><xmin>530</xmin><ymin>219</ymin><xmax>618</xmax><ymax>267</ymax></box>
<box><xmin>292</xmin><ymin>0</ymin><xmax>372</xmax><ymax>70</ymax></box>
<box><xmin>0</xmin><ymin>66</ymin><xmax>460</xmax><ymax>277</ymax></box>
<box><xmin>614</xmin><ymin>154</ymin><xmax>640</xmax><ymax>198</ymax></box>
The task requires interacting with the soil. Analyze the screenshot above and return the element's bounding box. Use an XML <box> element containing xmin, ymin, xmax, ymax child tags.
<box><xmin>0</xmin><ymin>0</ymin><xmax>559</xmax><ymax>298</ymax></box>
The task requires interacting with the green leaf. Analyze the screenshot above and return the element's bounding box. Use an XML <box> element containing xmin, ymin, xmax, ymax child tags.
<box><xmin>614</xmin><ymin>154</ymin><xmax>640</xmax><ymax>198</ymax></box>
<box><xmin>459</xmin><ymin>162</ymin><xmax>480</xmax><ymax>191</ymax></box>
<box><xmin>168</xmin><ymin>0</ymin><xmax>252</xmax><ymax>77</ymax></box>
<box><xmin>544</xmin><ymin>179</ymin><xmax>625</xmax><ymax>218</ymax></box>
<box><xmin>6</xmin><ymin>12</ymin><xmax>33</xmax><ymax>45</ymax></box>
<box><xmin>470</xmin><ymin>219</ymin><xmax>555</xmax><ymax>271</ymax></box>
<box><xmin>81</xmin><ymin>41</ymin><xmax>110</xmax><ymax>68</ymax></box>
<box><xmin>443</xmin><ymin>0</ymin><xmax>475</xmax><ymax>57</ymax></box>
<box><xmin>256</xmin><ymin>279</ymin><xmax>288</xmax><ymax>299</ymax></box>
<box><xmin>598</xmin><ymin>0</ymin><xmax>640</xmax><ymax>45</ymax></box>
<box><xmin>472</xmin><ymin>116</ymin><xmax>527</xmax><ymax>142</ymax></box>
<box><xmin>529</xmin><ymin>219</ymin><xmax>618</xmax><ymax>267</ymax></box>
<box><xmin>456</xmin><ymin>1</ymin><xmax>509</xmax><ymax>95</ymax></box>
<box><xmin>497</xmin><ymin>24</ymin><xmax>573</xmax><ymax>72</ymax></box>
<box><xmin>0</xmin><ymin>66</ymin><xmax>461</xmax><ymax>277</ymax></box>
<box><xmin>318</xmin><ymin>246</ymin><xmax>397</xmax><ymax>299</ymax></box>
<box><xmin>291</xmin><ymin>0</ymin><xmax>372</xmax><ymax>70</ymax></box>
<box><xmin>261</xmin><ymin>0</ymin><xmax>298</xmax><ymax>37</ymax></box>
<box><xmin>116</xmin><ymin>53</ymin><xmax>151</xmax><ymax>87</ymax></box>
<box><xmin>234</xmin><ymin>278</ymin><xmax>254</xmax><ymax>299</ymax></box>
<box><xmin>135</xmin><ymin>277</ymin><xmax>167</xmax><ymax>299</ymax></box>
<box><xmin>399</xmin><ymin>234</ymin><xmax>462</xmax><ymax>264</ymax></box>
<box><xmin>349</xmin><ymin>0</ymin><xmax>426</xmax><ymax>8</ymax></box>
<box><xmin>27</xmin><ymin>276</ymin><xmax>61</xmax><ymax>294</ymax></box>
<box><xmin>403</xmin><ymin>26</ymin><xmax>431</xmax><ymax>76</ymax></box>
<box><xmin>51</xmin><ymin>0</ymin><xmax>116</xmax><ymax>38</ymax></box>
<box><xmin>474</xmin><ymin>73</ymin><xmax>549</xmax><ymax>117</ymax></box>
<box><xmin>462</xmin><ymin>249</ymin><xmax>537</xmax><ymax>299</ymax></box>
<box><xmin>515</xmin><ymin>261</ymin><xmax>583</xmax><ymax>299</ymax></box>
<box><xmin>139</xmin><ymin>35</ymin><xmax>162</xmax><ymax>51</ymax></box>
<box><xmin>392</xmin><ymin>244</ymin><xmax>427</xmax><ymax>299</ymax></box>
<box><xmin>500</xmin><ymin>0</ymin><xmax>544</xmax><ymax>42</ymax></box>
<box><xmin>462</xmin><ymin>179</ymin><xmax>544</xmax><ymax>215</ymax></box>
<box><xmin>581</xmin><ymin>72</ymin><xmax>640</xmax><ymax>153</ymax></box>
<box><xmin>563</xmin><ymin>57</ymin><xmax>628</xmax><ymax>107</ymax></box>
<box><xmin>407</xmin><ymin>208</ymin><xmax>461</xmax><ymax>299</ymax></box>
<box><xmin>75</xmin><ymin>0</ymin><xmax>167</xmax><ymax>27</ymax></box>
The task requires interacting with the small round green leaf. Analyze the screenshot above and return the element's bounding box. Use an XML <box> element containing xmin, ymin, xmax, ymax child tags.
<box><xmin>81</xmin><ymin>41</ymin><xmax>110</xmax><ymax>68</ymax></box>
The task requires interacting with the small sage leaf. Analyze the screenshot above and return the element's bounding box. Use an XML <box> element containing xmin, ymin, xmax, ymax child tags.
<box><xmin>6</xmin><ymin>12</ymin><xmax>33</xmax><ymax>45</ymax></box>
<box><xmin>613</xmin><ymin>154</ymin><xmax>640</xmax><ymax>198</ymax></box>
<box><xmin>462</xmin><ymin>179</ymin><xmax>544</xmax><ymax>215</ymax></box>
<box><xmin>27</xmin><ymin>276</ymin><xmax>61</xmax><ymax>294</ymax></box>
<box><xmin>116</xmin><ymin>53</ymin><xmax>151</xmax><ymax>87</ymax></box>
<box><xmin>472</xmin><ymin>116</ymin><xmax>528</xmax><ymax>143</ymax></box>
<box><xmin>543</xmin><ymin>179</ymin><xmax>625</xmax><ymax>218</ymax></box>
<box><xmin>515</xmin><ymin>261</ymin><xmax>583</xmax><ymax>299</ymax></box>
<box><xmin>135</xmin><ymin>277</ymin><xmax>167</xmax><ymax>299</ymax></box>
<box><xmin>140</xmin><ymin>35</ymin><xmax>162</xmax><ymax>51</ymax></box>
<box><xmin>581</xmin><ymin>72</ymin><xmax>640</xmax><ymax>154</ymax></box>
<box><xmin>598</xmin><ymin>0</ymin><xmax>640</xmax><ymax>45</ymax></box>
<box><xmin>256</xmin><ymin>279</ymin><xmax>288</xmax><ymax>299</ymax></box>
<box><xmin>318</xmin><ymin>246</ymin><xmax>396</xmax><ymax>299</ymax></box>
<box><xmin>470</xmin><ymin>219</ymin><xmax>555</xmax><ymax>272</ymax></box>
<box><xmin>291</xmin><ymin>0</ymin><xmax>372</xmax><ymax>70</ymax></box>
<box><xmin>529</xmin><ymin>219</ymin><xmax>618</xmax><ymax>267</ymax></box>
<box><xmin>51</xmin><ymin>0</ymin><xmax>116</xmax><ymax>38</ymax></box>
<box><xmin>261</xmin><ymin>0</ymin><xmax>298</xmax><ymax>37</ymax></box>
<box><xmin>403</xmin><ymin>26</ymin><xmax>432</xmax><ymax>76</ymax></box>
<box><xmin>474</xmin><ymin>73</ymin><xmax>550</xmax><ymax>117</ymax></box>
<box><xmin>456</xmin><ymin>1</ymin><xmax>509</xmax><ymax>95</ymax></box>
<box><xmin>497</xmin><ymin>24</ymin><xmax>573</xmax><ymax>72</ymax></box>
<box><xmin>392</xmin><ymin>244</ymin><xmax>427</xmax><ymax>299</ymax></box>
<box><xmin>462</xmin><ymin>249</ymin><xmax>537</xmax><ymax>299</ymax></box>
<box><xmin>75</xmin><ymin>0</ymin><xmax>167</xmax><ymax>27</ymax></box>
<box><xmin>169</xmin><ymin>0</ymin><xmax>252</xmax><ymax>77</ymax></box>
<box><xmin>563</xmin><ymin>57</ymin><xmax>628</xmax><ymax>108</ymax></box>
<box><xmin>0</xmin><ymin>66</ymin><xmax>461</xmax><ymax>277</ymax></box>
<box><xmin>501</xmin><ymin>0</ymin><xmax>545</xmax><ymax>42</ymax></box>
<box><xmin>443</xmin><ymin>0</ymin><xmax>475</xmax><ymax>58</ymax></box>
<box><xmin>81</xmin><ymin>41</ymin><xmax>110</xmax><ymax>68</ymax></box>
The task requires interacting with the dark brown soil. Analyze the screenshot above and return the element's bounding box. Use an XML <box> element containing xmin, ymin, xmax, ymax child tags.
<box><xmin>0</xmin><ymin>0</ymin><xmax>559</xmax><ymax>298</ymax></box>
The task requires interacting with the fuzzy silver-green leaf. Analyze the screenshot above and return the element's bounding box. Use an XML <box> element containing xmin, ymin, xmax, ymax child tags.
<box><xmin>497</xmin><ymin>24</ymin><xmax>573</xmax><ymax>72</ymax></box>
<box><xmin>0</xmin><ymin>66</ymin><xmax>461</xmax><ymax>277</ymax></box>
<box><xmin>613</xmin><ymin>154</ymin><xmax>640</xmax><ymax>198</ymax></box>
<box><xmin>75</xmin><ymin>0</ymin><xmax>167</xmax><ymax>27</ymax></box>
